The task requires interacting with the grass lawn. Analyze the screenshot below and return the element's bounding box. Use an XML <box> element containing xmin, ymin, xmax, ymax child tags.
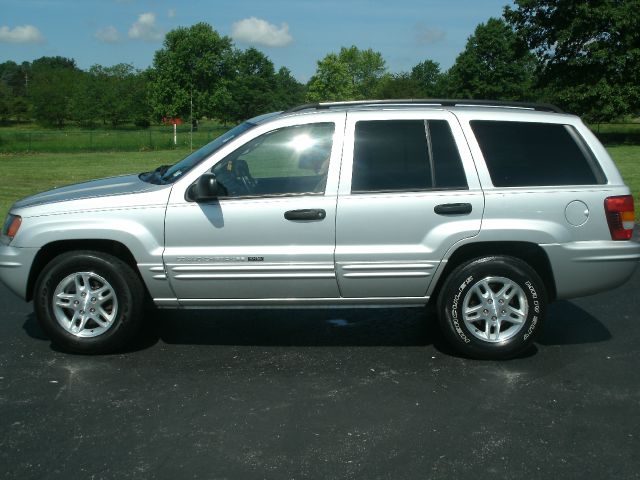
<box><xmin>607</xmin><ymin>146</ymin><xmax>640</xmax><ymax>213</ymax></box>
<box><xmin>0</xmin><ymin>150</ymin><xmax>187</xmax><ymax>219</ymax></box>
<box><xmin>0</xmin><ymin>146</ymin><xmax>638</xmax><ymax>221</ymax></box>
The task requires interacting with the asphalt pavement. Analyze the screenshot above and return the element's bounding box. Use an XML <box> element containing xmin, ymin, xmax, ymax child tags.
<box><xmin>1</xmin><ymin>268</ymin><xmax>639</xmax><ymax>479</ymax></box>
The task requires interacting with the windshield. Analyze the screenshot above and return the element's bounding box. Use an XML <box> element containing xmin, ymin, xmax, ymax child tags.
<box><xmin>140</xmin><ymin>121</ymin><xmax>257</xmax><ymax>185</ymax></box>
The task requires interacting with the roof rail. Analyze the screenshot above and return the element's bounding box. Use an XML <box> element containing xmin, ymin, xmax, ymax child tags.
<box><xmin>284</xmin><ymin>99</ymin><xmax>564</xmax><ymax>114</ymax></box>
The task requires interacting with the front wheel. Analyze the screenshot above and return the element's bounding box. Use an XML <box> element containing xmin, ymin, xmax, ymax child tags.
<box><xmin>34</xmin><ymin>251</ymin><xmax>145</xmax><ymax>354</ymax></box>
<box><xmin>437</xmin><ymin>256</ymin><xmax>547</xmax><ymax>360</ymax></box>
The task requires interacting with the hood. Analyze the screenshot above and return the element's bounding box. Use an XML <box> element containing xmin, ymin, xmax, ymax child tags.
<box><xmin>12</xmin><ymin>174</ymin><xmax>159</xmax><ymax>210</ymax></box>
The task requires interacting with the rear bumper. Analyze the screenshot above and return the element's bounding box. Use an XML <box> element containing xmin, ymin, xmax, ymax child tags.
<box><xmin>0</xmin><ymin>244</ymin><xmax>39</xmax><ymax>300</ymax></box>
<box><xmin>542</xmin><ymin>240</ymin><xmax>640</xmax><ymax>299</ymax></box>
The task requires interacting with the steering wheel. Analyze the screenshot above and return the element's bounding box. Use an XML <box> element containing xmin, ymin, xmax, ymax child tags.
<box><xmin>234</xmin><ymin>160</ymin><xmax>257</xmax><ymax>191</ymax></box>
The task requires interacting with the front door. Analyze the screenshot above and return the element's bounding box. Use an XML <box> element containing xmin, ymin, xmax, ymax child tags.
<box><xmin>164</xmin><ymin>114</ymin><xmax>345</xmax><ymax>305</ymax></box>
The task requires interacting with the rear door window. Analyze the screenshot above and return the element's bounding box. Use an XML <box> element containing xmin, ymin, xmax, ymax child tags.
<box><xmin>351</xmin><ymin>120</ymin><xmax>467</xmax><ymax>193</ymax></box>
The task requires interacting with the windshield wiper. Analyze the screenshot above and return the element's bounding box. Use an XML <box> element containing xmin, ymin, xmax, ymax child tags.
<box><xmin>140</xmin><ymin>165</ymin><xmax>171</xmax><ymax>184</ymax></box>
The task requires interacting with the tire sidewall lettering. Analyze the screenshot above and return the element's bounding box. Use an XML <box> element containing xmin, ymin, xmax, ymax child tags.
<box><xmin>439</xmin><ymin>256</ymin><xmax>547</xmax><ymax>359</ymax></box>
<box><xmin>450</xmin><ymin>275</ymin><xmax>474</xmax><ymax>344</ymax></box>
<box><xmin>525</xmin><ymin>280</ymin><xmax>541</xmax><ymax>314</ymax></box>
<box><xmin>523</xmin><ymin>279</ymin><xmax>542</xmax><ymax>340</ymax></box>
<box><xmin>523</xmin><ymin>315</ymin><xmax>538</xmax><ymax>341</ymax></box>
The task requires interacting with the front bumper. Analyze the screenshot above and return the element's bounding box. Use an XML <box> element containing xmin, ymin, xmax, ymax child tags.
<box><xmin>0</xmin><ymin>244</ymin><xmax>39</xmax><ymax>300</ymax></box>
<box><xmin>542</xmin><ymin>240</ymin><xmax>640</xmax><ymax>300</ymax></box>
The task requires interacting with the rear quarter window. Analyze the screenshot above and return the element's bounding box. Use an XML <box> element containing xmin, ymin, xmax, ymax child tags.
<box><xmin>470</xmin><ymin>121</ymin><xmax>606</xmax><ymax>187</ymax></box>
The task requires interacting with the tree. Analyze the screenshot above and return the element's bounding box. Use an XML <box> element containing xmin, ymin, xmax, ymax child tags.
<box><xmin>272</xmin><ymin>67</ymin><xmax>306</xmax><ymax>110</ymax></box>
<box><xmin>8</xmin><ymin>96</ymin><xmax>29</xmax><ymax>122</ymax></box>
<box><xmin>306</xmin><ymin>46</ymin><xmax>386</xmax><ymax>101</ymax></box>
<box><xmin>28</xmin><ymin>56</ymin><xmax>79</xmax><ymax>127</ymax></box>
<box><xmin>0</xmin><ymin>61</ymin><xmax>27</xmax><ymax>97</ymax></box>
<box><xmin>0</xmin><ymin>82</ymin><xmax>10</xmax><ymax>121</ymax></box>
<box><xmin>150</xmin><ymin>23</ymin><xmax>235</xmax><ymax>121</ymax></box>
<box><xmin>446</xmin><ymin>18</ymin><xmax>536</xmax><ymax>100</ymax></box>
<box><xmin>505</xmin><ymin>0</ymin><xmax>640</xmax><ymax>122</ymax></box>
<box><xmin>306</xmin><ymin>53</ymin><xmax>355</xmax><ymax>102</ymax></box>
<box><xmin>81</xmin><ymin>64</ymin><xmax>150</xmax><ymax>127</ymax></box>
<box><xmin>31</xmin><ymin>56</ymin><xmax>76</xmax><ymax>71</ymax></box>
<box><xmin>0</xmin><ymin>60</ymin><xmax>30</xmax><ymax>121</ymax></box>
<box><xmin>411</xmin><ymin>60</ymin><xmax>443</xmax><ymax>97</ymax></box>
<box><xmin>220</xmin><ymin>48</ymin><xmax>278</xmax><ymax>123</ymax></box>
<box><xmin>375</xmin><ymin>73</ymin><xmax>425</xmax><ymax>99</ymax></box>
<box><xmin>69</xmin><ymin>71</ymin><xmax>98</xmax><ymax>127</ymax></box>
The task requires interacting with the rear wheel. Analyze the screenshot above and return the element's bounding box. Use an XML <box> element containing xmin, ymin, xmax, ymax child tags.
<box><xmin>34</xmin><ymin>251</ymin><xmax>144</xmax><ymax>354</ymax></box>
<box><xmin>437</xmin><ymin>256</ymin><xmax>547</xmax><ymax>359</ymax></box>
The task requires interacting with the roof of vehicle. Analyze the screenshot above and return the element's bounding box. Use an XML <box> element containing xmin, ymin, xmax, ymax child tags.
<box><xmin>284</xmin><ymin>99</ymin><xmax>563</xmax><ymax>113</ymax></box>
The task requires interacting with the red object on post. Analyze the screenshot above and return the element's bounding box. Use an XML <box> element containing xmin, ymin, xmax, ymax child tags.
<box><xmin>162</xmin><ymin>117</ymin><xmax>184</xmax><ymax>126</ymax></box>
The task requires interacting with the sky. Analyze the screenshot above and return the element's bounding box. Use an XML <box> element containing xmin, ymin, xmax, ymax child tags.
<box><xmin>0</xmin><ymin>0</ymin><xmax>514</xmax><ymax>82</ymax></box>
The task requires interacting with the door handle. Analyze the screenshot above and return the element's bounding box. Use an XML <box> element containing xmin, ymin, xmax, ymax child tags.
<box><xmin>434</xmin><ymin>203</ymin><xmax>473</xmax><ymax>215</ymax></box>
<box><xmin>284</xmin><ymin>209</ymin><xmax>326</xmax><ymax>221</ymax></box>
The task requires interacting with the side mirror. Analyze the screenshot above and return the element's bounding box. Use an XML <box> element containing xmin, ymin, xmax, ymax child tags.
<box><xmin>188</xmin><ymin>172</ymin><xmax>221</xmax><ymax>202</ymax></box>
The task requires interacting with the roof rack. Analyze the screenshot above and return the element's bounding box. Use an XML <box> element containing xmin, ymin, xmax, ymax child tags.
<box><xmin>284</xmin><ymin>99</ymin><xmax>564</xmax><ymax>114</ymax></box>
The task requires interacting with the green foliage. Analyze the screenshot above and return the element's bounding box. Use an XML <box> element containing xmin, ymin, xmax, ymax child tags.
<box><xmin>376</xmin><ymin>60</ymin><xmax>446</xmax><ymax>99</ymax></box>
<box><xmin>219</xmin><ymin>48</ymin><xmax>277</xmax><ymax>123</ymax></box>
<box><xmin>0</xmin><ymin>61</ymin><xmax>28</xmax><ymax>97</ymax></box>
<box><xmin>149</xmin><ymin>23</ymin><xmax>306</xmax><ymax>124</ymax></box>
<box><xmin>0</xmin><ymin>61</ymin><xmax>30</xmax><ymax>120</ymax></box>
<box><xmin>85</xmin><ymin>64</ymin><xmax>149</xmax><ymax>127</ymax></box>
<box><xmin>273</xmin><ymin>67</ymin><xmax>306</xmax><ymax>111</ymax></box>
<box><xmin>306</xmin><ymin>46</ymin><xmax>386</xmax><ymax>101</ymax></box>
<box><xmin>375</xmin><ymin>73</ymin><xmax>425</xmax><ymax>99</ymax></box>
<box><xmin>225</xmin><ymin>49</ymin><xmax>307</xmax><ymax>122</ymax></box>
<box><xmin>28</xmin><ymin>58</ymin><xmax>80</xmax><ymax>127</ymax></box>
<box><xmin>446</xmin><ymin>18</ymin><xmax>536</xmax><ymax>100</ymax></box>
<box><xmin>150</xmin><ymin>23</ymin><xmax>235</xmax><ymax>121</ymax></box>
<box><xmin>2</xmin><ymin>58</ymin><xmax>151</xmax><ymax>126</ymax></box>
<box><xmin>410</xmin><ymin>60</ymin><xmax>443</xmax><ymax>97</ymax></box>
<box><xmin>69</xmin><ymin>71</ymin><xmax>99</xmax><ymax>127</ymax></box>
<box><xmin>9</xmin><ymin>96</ymin><xmax>29</xmax><ymax>122</ymax></box>
<box><xmin>306</xmin><ymin>53</ymin><xmax>355</xmax><ymax>102</ymax></box>
<box><xmin>505</xmin><ymin>0</ymin><xmax>640</xmax><ymax>121</ymax></box>
<box><xmin>31</xmin><ymin>56</ymin><xmax>77</xmax><ymax>71</ymax></box>
<box><xmin>0</xmin><ymin>83</ymin><xmax>10</xmax><ymax>121</ymax></box>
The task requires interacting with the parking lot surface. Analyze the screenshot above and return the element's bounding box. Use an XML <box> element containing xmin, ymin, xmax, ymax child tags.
<box><xmin>1</xmin><ymin>268</ymin><xmax>639</xmax><ymax>479</ymax></box>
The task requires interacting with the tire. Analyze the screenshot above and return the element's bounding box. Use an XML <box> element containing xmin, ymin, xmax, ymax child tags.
<box><xmin>437</xmin><ymin>256</ymin><xmax>547</xmax><ymax>360</ymax></box>
<box><xmin>34</xmin><ymin>250</ymin><xmax>145</xmax><ymax>354</ymax></box>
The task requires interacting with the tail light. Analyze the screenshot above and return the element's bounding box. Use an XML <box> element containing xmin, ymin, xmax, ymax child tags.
<box><xmin>604</xmin><ymin>195</ymin><xmax>635</xmax><ymax>240</ymax></box>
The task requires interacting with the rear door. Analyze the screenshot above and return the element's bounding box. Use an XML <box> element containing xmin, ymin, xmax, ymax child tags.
<box><xmin>335</xmin><ymin>109</ymin><xmax>484</xmax><ymax>299</ymax></box>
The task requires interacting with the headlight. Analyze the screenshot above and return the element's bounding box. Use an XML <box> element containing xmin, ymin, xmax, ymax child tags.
<box><xmin>2</xmin><ymin>214</ymin><xmax>22</xmax><ymax>240</ymax></box>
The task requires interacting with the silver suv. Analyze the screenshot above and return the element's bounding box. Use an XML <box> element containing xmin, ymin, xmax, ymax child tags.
<box><xmin>1</xmin><ymin>100</ymin><xmax>638</xmax><ymax>359</ymax></box>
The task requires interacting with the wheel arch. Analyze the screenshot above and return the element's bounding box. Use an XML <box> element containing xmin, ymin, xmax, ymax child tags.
<box><xmin>27</xmin><ymin>239</ymin><xmax>144</xmax><ymax>302</ymax></box>
<box><xmin>430</xmin><ymin>241</ymin><xmax>557</xmax><ymax>304</ymax></box>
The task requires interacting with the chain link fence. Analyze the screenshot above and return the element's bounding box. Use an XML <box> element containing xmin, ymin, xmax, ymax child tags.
<box><xmin>0</xmin><ymin>127</ymin><xmax>227</xmax><ymax>153</ymax></box>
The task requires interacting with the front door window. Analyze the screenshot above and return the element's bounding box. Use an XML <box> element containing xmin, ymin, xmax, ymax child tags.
<box><xmin>211</xmin><ymin>123</ymin><xmax>335</xmax><ymax>198</ymax></box>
